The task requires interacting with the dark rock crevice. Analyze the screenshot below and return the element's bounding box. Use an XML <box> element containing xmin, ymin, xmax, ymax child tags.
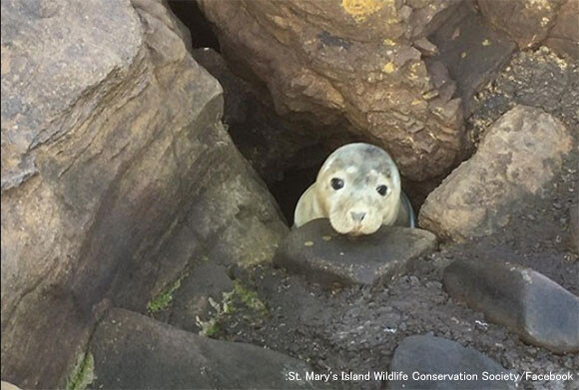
<box><xmin>166</xmin><ymin>0</ymin><xmax>219</xmax><ymax>50</ymax></box>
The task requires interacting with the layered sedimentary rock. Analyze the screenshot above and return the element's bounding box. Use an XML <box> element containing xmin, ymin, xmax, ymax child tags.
<box><xmin>1</xmin><ymin>0</ymin><xmax>286</xmax><ymax>387</ymax></box>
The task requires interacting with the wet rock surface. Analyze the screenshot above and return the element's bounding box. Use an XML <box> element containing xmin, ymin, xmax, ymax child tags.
<box><xmin>387</xmin><ymin>335</ymin><xmax>515</xmax><ymax>389</ymax></box>
<box><xmin>444</xmin><ymin>260</ymin><xmax>579</xmax><ymax>353</ymax></box>
<box><xmin>420</xmin><ymin>105</ymin><xmax>573</xmax><ymax>242</ymax></box>
<box><xmin>274</xmin><ymin>219</ymin><xmax>437</xmax><ymax>288</ymax></box>
<box><xmin>90</xmin><ymin>308</ymin><xmax>318</xmax><ymax>390</ymax></box>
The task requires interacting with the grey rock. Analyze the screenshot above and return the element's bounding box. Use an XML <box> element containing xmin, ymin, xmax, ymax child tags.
<box><xmin>566</xmin><ymin>204</ymin><xmax>579</xmax><ymax>255</ymax></box>
<box><xmin>444</xmin><ymin>260</ymin><xmax>579</xmax><ymax>353</ymax></box>
<box><xmin>387</xmin><ymin>335</ymin><xmax>515</xmax><ymax>389</ymax></box>
<box><xmin>1</xmin><ymin>0</ymin><xmax>287</xmax><ymax>388</ymax></box>
<box><xmin>420</xmin><ymin>105</ymin><xmax>573</xmax><ymax>242</ymax></box>
<box><xmin>90</xmin><ymin>308</ymin><xmax>318</xmax><ymax>389</ymax></box>
<box><xmin>274</xmin><ymin>219</ymin><xmax>437</xmax><ymax>288</ymax></box>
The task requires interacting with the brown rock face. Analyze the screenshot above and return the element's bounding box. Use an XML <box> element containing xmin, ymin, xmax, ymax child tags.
<box><xmin>1</xmin><ymin>0</ymin><xmax>286</xmax><ymax>388</ymax></box>
<box><xmin>477</xmin><ymin>0</ymin><xmax>567</xmax><ymax>49</ymax></box>
<box><xmin>419</xmin><ymin>105</ymin><xmax>573</xmax><ymax>242</ymax></box>
<box><xmin>198</xmin><ymin>0</ymin><xmax>466</xmax><ymax>181</ymax></box>
<box><xmin>544</xmin><ymin>0</ymin><xmax>579</xmax><ymax>60</ymax></box>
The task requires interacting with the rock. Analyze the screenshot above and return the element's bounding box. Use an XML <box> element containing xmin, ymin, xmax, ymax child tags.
<box><xmin>419</xmin><ymin>105</ymin><xmax>573</xmax><ymax>242</ymax></box>
<box><xmin>477</xmin><ymin>0</ymin><xmax>566</xmax><ymax>49</ymax></box>
<box><xmin>165</xmin><ymin>263</ymin><xmax>233</xmax><ymax>334</ymax></box>
<box><xmin>566</xmin><ymin>205</ymin><xmax>579</xmax><ymax>255</ymax></box>
<box><xmin>1</xmin><ymin>0</ymin><xmax>287</xmax><ymax>388</ymax></box>
<box><xmin>544</xmin><ymin>0</ymin><xmax>579</xmax><ymax>61</ymax></box>
<box><xmin>443</xmin><ymin>260</ymin><xmax>579</xmax><ymax>353</ymax></box>
<box><xmin>428</xmin><ymin>2</ymin><xmax>516</xmax><ymax>116</ymax></box>
<box><xmin>387</xmin><ymin>335</ymin><xmax>515</xmax><ymax>389</ymax></box>
<box><xmin>274</xmin><ymin>219</ymin><xmax>437</xmax><ymax>288</ymax></box>
<box><xmin>90</xmin><ymin>308</ymin><xmax>317</xmax><ymax>389</ymax></box>
<box><xmin>197</xmin><ymin>0</ymin><xmax>467</xmax><ymax>181</ymax></box>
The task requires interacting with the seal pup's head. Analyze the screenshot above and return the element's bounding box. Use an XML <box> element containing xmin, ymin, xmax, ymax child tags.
<box><xmin>315</xmin><ymin>143</ymin><xmax>401</xmax><ymax>236</ymax></box>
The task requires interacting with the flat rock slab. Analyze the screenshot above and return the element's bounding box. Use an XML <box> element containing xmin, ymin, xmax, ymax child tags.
<box><xmin>274</xmin><ymin>219</ymin><xmax>437</xmax><ymax>288</ymax></box>
<box><xmin>90</xmin><ymin>308</ymin><xmax>319</xmax><ymax>390</ymax></box>
<box><xmin>387</xmin><ymin>335</ymin><xmax>515</xmax><ymax>389</ymax></box>
<box><xmin>444</xmin><ymin>260</ymin><xmax>579</xmax><ymax>353</ymax></box>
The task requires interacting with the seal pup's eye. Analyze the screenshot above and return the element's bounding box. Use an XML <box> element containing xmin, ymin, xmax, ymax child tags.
<box><xmin>377</xmin><ymin>185</ymin><xmax>388</xmax><ymax>196</ymax></box>
<box><xmin>331</xmin><ymin>178</ymin><xmax>344</xmax><ymax>190</ymax></box>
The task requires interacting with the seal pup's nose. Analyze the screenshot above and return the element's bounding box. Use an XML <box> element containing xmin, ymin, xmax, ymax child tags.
<box><xmin>350</xmin><ymin>211</ymin><xmax>366</xmax><ymax>222</ymax></box>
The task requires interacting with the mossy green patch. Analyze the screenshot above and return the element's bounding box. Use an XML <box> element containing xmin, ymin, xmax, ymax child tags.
<box><xmin>147</xmin><ymin>275</ymin><xmax>185</xmax><ymax>313</ymax></box>
<box><xmin>233</xmin><ymin>280</ymin><xmax>268</xmax><ymax>317</ymax></box>
<box><xmin>66</xmin><ymin>352</ymin><xmax>96</xmax><ymax>390</ymax></box>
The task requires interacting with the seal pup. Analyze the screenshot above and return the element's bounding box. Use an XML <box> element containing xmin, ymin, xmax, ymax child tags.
<box><xmin>294</xmin><ymin>143</ymin><xmax>415</xmax><ymax>235</ymax></box>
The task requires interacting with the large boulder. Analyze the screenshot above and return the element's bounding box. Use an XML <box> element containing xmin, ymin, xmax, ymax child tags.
<box><xmin>387</xmin><ymin>335</ymin><xmax>515</xmax><ymax>389</ymax></box>
<box><xmin>89</xmin><ymin>308</ymin><xmax>318</xmax><ymax>389</ymax></box>
<box><xmin>419</xmin><ymin>105</ymin><xmax>573</xmax><ymax>242</ymax></box>
<box><xmin>0</xmin><ymin>0</ymin><xmax>287</xmax><ymax>388</ymax></box>
<box><xmin>444</xmin><ymin>260</ymin><xmax>579</xmax><ymax>353</ymax></box>
<box><xmin>197</xmin><ymin>0</ymin><xmax>467</xmax><ymax>181</ymax></box>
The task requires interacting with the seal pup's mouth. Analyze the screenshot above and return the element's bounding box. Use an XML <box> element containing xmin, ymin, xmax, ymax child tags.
<box><xmin>329</xmin><ymin>218</ymin><xmax>380</xmax><ymax>236</ymax></box>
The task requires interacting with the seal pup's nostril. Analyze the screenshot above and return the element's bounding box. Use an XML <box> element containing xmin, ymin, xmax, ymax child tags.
<box><xmin>351</xmin><ymin>211</ymin><xmax>366</xmax><ymax>222</ymax></box>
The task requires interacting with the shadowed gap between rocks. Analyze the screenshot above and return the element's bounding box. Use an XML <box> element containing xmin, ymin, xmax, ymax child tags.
<box><xmin>166</xmin><ymin>0</ymin><xmax>219</xmax><ymax>51</ymax></box>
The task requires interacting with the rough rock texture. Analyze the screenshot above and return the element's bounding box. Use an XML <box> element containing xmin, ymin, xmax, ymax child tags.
<box><xmin>477</xmin><ymin>0</ymin><xmax>567</xmax><ymax>49</ymax></box>
<box><xmin>444</xmin><ymin>260</ymin><xmax>579</xmax><ymax>353</ymax></box>
<box><xmin>155</xmin><ymin>262</ymin><xmax>234</xmax><ymax>334</ymax></box>
<box><xmin>428</xmin><ymin>2</ymin><xmax>516</xmax><ymax>116</ymax></box>
<box><xmin>90</xmin><ymin>308</ymin><xmax>318</xmax><ymax>390</ymax></box>
<box><xmin>198</xmin><ymin>0</ymin><xmax>467</xmax><ymax>181</ymax></box>
<box><xmin>1</xmin><ymin>0</ymin><xmax>286</xmax><ymax>388</ymax></box>
<box><xmin>388</xmin><ymin>335</ymin><xmax>515</xmax><ymax>389</ymax></box>
<box><xmin>274</xmin><ymin>219</ymin><xmax>437</xmax><ymax>288</ymax></box>
<box><xmin>544</xmin><ymin>0</ymin><xmax>579</xmax><ymax>60</ymax></box>
<box><xmin>419</xmin><ymin>105</ymin><xmax>573</xmax><ymax>242</ymax></box>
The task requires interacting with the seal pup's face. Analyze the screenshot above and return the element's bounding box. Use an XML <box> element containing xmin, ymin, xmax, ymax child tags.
<box><xmin>315</xmin><ymin>143</ymin><xmax>401</xmax><ymax>236</ymax></box>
